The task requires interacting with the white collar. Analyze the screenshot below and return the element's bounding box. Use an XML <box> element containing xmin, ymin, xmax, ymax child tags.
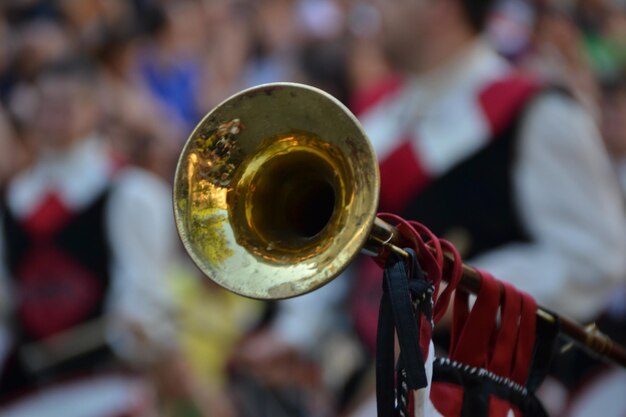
<box><xmin>7</xmin><ymin>135</ymin><xmax>113</xmax><ymax>218</ymax></box>
<box><xmin>361</xmin><ymin>39</ymin><xmax>510</xmax><ymax>160</ymax></box>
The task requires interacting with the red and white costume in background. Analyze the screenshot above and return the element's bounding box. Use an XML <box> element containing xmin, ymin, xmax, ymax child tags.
<box><xmin>273</xmin><ymin>40</ymin><xmax>626</xmax><ymax>417</ymax></box>
<box><xmin>351</xmin><ymin>40</ymin><xmax>625</xmax><ymax>417</ymax></box>
<box><xmin>0</xmin><ymin>136</ymin><xmax>176</xmax><ymax>417</ymax></box>
<box><xmin>357</xmin><ymin>39</ymin><xmax>626</xmax><ymax>322</ymax></box>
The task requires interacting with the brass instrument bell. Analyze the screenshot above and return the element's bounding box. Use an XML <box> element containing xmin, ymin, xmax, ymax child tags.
<box><xmin>173</xmin><ymin>83</ymin><xmax>380</xmax><ymax>299</ymax></box>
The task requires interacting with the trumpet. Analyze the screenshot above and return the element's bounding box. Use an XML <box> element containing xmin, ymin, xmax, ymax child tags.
<box><xmin>173</xmin><ymin>82</ymin><xmax>626</xmax><ymax>367</ymax></box>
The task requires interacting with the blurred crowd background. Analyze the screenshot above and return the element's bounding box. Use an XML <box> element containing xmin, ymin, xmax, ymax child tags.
<box><xmin>3</xmin><ymin>0</ymin><xmax>623</xmax><ymax>185</ymax></box>
<box><xmin>0</xmin><ymin>0</ymin><xmax>625</xmax><ymax>416</ymax></box>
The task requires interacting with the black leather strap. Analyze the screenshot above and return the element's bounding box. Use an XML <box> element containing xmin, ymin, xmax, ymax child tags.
<box><xmin>376</xmin><ymin>250</ymin><xmax>432</xmax><ymax>417</ymax></box>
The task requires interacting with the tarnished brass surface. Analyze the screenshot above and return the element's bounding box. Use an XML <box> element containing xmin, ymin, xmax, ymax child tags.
<box><xmin>173</xmin><ymin>83</ymin><xmax>379</xmax><ymax>299</ymax></box>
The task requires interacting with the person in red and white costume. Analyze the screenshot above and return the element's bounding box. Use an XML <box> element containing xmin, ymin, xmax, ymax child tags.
<box><xmin>0</xmin><ymin>57</ymin><xmax>177</xmax><ymax>416</ymax></box>
<box><xmin>356</xmin><ymin>0</ymin><xmax>626</xmax><ymax>325</ymax></box>
<box><xmin>345</xmin><ymin>0</ymin><xmax>626</xmax><ymax>415</ymax></box>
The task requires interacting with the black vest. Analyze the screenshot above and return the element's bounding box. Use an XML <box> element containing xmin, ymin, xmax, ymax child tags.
<box><xmin>0</xmin><ymin>187</ymin><xmax>117</xmax><ymax>397</ymax></box>
<box><xmin>398</xmin><ymin>92</ymin><xmax>554</xmax><ymax>260</ymax></box>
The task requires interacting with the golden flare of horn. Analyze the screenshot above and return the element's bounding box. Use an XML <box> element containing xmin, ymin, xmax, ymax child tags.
<box><xmin>173</xmin><ymin>83</ymin><xmax>380</xmax><ymax>299</ymax></box>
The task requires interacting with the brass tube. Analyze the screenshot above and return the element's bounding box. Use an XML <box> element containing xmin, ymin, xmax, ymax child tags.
<box><xmin>367</xmin><ymin>217</ymin><xmax>626</xmax><ymax>368</ymax></box>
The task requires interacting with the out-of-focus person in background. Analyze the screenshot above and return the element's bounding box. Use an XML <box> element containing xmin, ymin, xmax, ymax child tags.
<box><xmin>0</xmin><ymin>108</ymin><xmax>20</xmax><ymax>187</ymax></box>
<box><xmin>601</xmin><ymin>75</ymin><xmax>626</xmax><ymax>182</ymax></box>
<box><xmin>575</xmin><ymin>0</ymin><xmax>626</xmax><ymax>78</ymax></box>
<box><xmin>517</xmin><ymin>2</ymin><xmax>626</xmax><ymax>415</ymax></box>
<box><xmin>135</xmin><ymin>0</ymin><xmax>208</xmax><ymax>134</ymax></box>
<box><xmin>345</xmin><ymin>1</ymin><xmax>399</xmax><ymax>117</ymax></box>
<box><xmin>345</xmin><ymin>0</ymin><xmax>626</xmax><ymax>414</ymax></box>
<box><xmin>358</xmin><ymin>0</ymin><xmax>626</xmax><ymax>339</ymax></box>
<box><xmin>522</xmin><ymin>3</ymin><xmax>601</xmax><ymax>118</ymax></box>
<box><xmin>95</xmin><ymin>16</ymin><xmax>183</xmax><ymax>182</ymax></box>
<box><xmin>0</xmin><ymin>56</ymin><xmax>176</xmax><ymax>416</ymax></box>
<box><xmin>551</xmin><ymin>71</ymin><xmax>626</xmax><ymax>417</ymax></box>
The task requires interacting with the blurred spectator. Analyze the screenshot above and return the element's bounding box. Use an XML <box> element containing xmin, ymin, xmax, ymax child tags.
<box><xmin>0</xmin><ymin>108</ymin><xmax>17</xmax><ymax>186</ymax></box>
<box><xmin>601</xmin><ymin>75</ymin><xmax>626</xmax><ymax>171</ymax></box>
<box><xmin>0</xmin><ymin>17</ymin><xmax>73</xmax><ymax>104</ymax></box>
<box><xmin>297</xmin><ymin>0</ymin><xmax>344</xmax><ymax>40</ymax></box>
<box><xmin>0</xmin><ymin>15</ymin><xmax>14</xmax><ymax>99</ymax></box>
<box><xmin>13</xmin><ymin>19</ymin><xmax>73</xmax><ymax>81</ymax></box>
<box><xmin>244</xmin><ymin>0</ymin><xmax>302</xmax><ymax>86</ymax></box>
<box><xmin>299</xmin><ymin>38</ymin><xmax>350</xmax><ymax>104</ymax></box>
<box><xmin>347</xmin><ymin>0</ymin><xmax>626</xmax><ymax>414</ymax></box>
<box><xmin>165</xmin><ymin>264</ymin><xmax>263</xmax><ymax>417</ymax></box>
<box><xmin>1</xmin><ymin>0</ymin><xmax>60</xmax><ymax>27</ymax></box>
<box><xmin>488</xmin><ymin>0</ymin><xmax>536</xmax><ymax>61</ymax></box>
<box><xmin>542</xmin><ymin>74</ymin><xmax>626</xmax><ymax>417</ymax></box>
<box><xmin>575</xmin><ymin>0</ymin><xmax>626</xmax><ymax>80</ymax></box>
<box><xmin>524</xmin><ymin>7</ymin><xmax>601</xmax><ymax>117</ymax></box>
<box><xmin>135</xmin><ymin>0</ymin><xmax>208</xmax><ymax>132</ymax></box>
<box><xmin>0</xmin><ymin>56</ymin><xmax>176</xmax><ymax>416</ymax></box>
<box><xmin>95</xmin><ymin>22</ymin><xmax>183</xmax><ymax>180</ymax></box>
<box><xmin>198</xmin><ymin>0</ymin><xmax>256</xmax><ymax>110</ymax></box>
<box><xmin>345</xmin><ymin>4</ymin><xmax>397</xmax><ymax>117</ymax></box>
